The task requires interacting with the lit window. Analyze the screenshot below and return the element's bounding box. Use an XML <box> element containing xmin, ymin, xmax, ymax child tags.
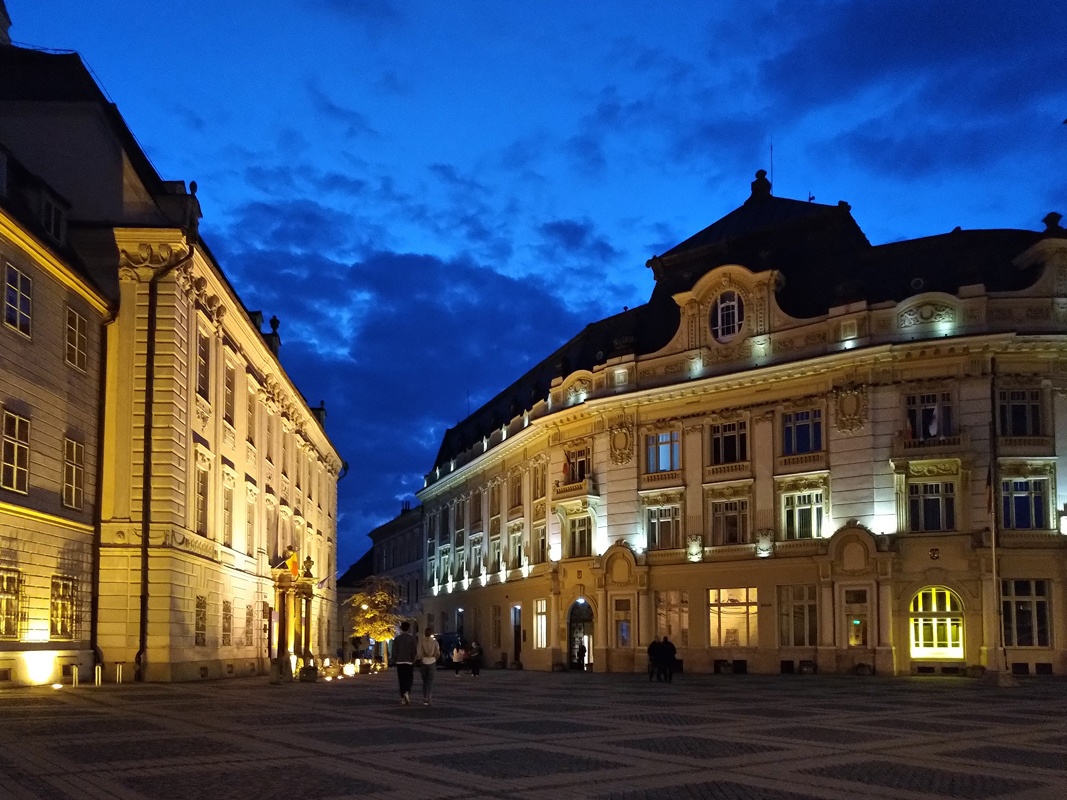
<box><xmin>534</xmin><ymin>599</ymin><xmax>548</xmax><ymax>648</ymax></box>
<box><xmin>63</xmin><ymin>438</ymin><xmax>84</xmax><ymax>509</ymax></box>
<box><xmin>562</xmin><ymin>447</ymin><xmax>588</xmax><ymax>485</ymax></box>
<box><xmin>614</xmin><ymin>598</ymin><xmax>632</xmax><ymax>647</ymax></box>
<box><xmin>908</xmin><ymin>482</ymin><xmax>955</xmax><ymax>532</ymax></box>
<box><xmin>711</xmin><ymin>498</ymin><xmax>748</xmax><ymax>545</ymax></box>
<box><xmin>647</xmin><ymin>505</ymin><xmax>682</xmax><ymax>549</ymax></box>
<box><xmin>997</xmin><ymin>389</ymin><xmax>1043</xmax><ymax>437</ymax></box>
<box><xmin>4</xmin><ymin>263</ymin><xmax>31</xmax><ymax>336</ymax></box>
<box><xmin>2</xmin><ymin>410</ymin><xmax>30</xmax><ymax>493</ymax></box>
<box><xmin>222</xmin><ymin>600</ymin><xmax>233</xmax><ymax>646</ymax></box>
<box><xmin>1001</xmin><ymin>580</ymin><xmax>1050</xmax><ymax>647</ymax></box>
<box><xmin>710</xmin><ymin>290</ymin><xmax>744</xmax><ymax>342</ymax></box>
<box><xmin>50</xmin><ymin>576</ymin><xmax>77</xmax><ymax>639</ymax></box>
<box><xmin>778</xmin><ymin>585</ymin><xmax>817</xmax><ymax>647</ymax></box>
<box><xmin>509</xmin><ymin>470</ymin><xmax>522</xmax><ymax>510</ymax></box>
<box><xmin>65</xmin><ymin>307</ymin><xmax>87</xmax><ymax>371</ymax></box>
<box><xmin>782</xmin><ymin>409</ymin><xmax>822</xmax><ymax>456</ymax></box>
<box><xmin>0</xmin><ymin>568</ymin><xmax>20</xmax><ymax>639</ymax></box>
<box><xmin>708</xmin><ymin>587</ymin><xmax>758</xmax><ymax>648</ymax></box>
<box><xmin>654</xmin><ymin>590</ymin><xmax>689</xmax><ymax>646</ymax></box>
<box><xmin>909</xmin><ymin>586</ymin><xmax>963</xmax><ymax>659</ymax></box>
<box><xmin>1001</xmin><ymin>479</ymin><xmax>1048</xmax><ymax>530</ymax></box>
<box><xmin>783</xmin><ymin>491</ymin><xmax>824</xmax><ymax>539</ymax></box>
<box><xmin>906</xmin><ymin>392</ymin><xmax>953</xmax><ymax>440</ymax></box>
<box><xmin>568</xmin><ymin>516</ymin><xmax>592</xmax><ymax>558</ymax></box>
<box><xmin>195</xmin><ymin>595</ymin><xmax>207</xmax><ymax>646</ymax></box>
<box><xmin>710</xmin><ymin>421</ymin><xmax>747</xmax><ymax>465</ymax></box>
<box><xmin>646</xmin><ymin>431</ymin><xmax>679</xmax><ymax>473</ymax></box>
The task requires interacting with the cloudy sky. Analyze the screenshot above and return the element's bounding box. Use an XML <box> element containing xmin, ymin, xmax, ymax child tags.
<box><xmin>8</xmin><ymin>1</ymin><xmax>1064</xmax><ymax>571</ymax></box>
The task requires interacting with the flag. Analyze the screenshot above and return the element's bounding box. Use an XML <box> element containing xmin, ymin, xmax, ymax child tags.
<box><xmin>286</xmin><ymin>551</ymin><xmax>300</xmax><ymax>577</ymax></box>
<box><xmin>315</xmin><ymin>575</ymin><xmax>329</xmax><ymax>590</ymax></box>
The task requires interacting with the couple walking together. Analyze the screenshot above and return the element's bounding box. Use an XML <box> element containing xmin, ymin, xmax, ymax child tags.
<box><xmin>393</xmin><ymin>622</ymin><xmax>440</xmax><ymax>705</ymax></box>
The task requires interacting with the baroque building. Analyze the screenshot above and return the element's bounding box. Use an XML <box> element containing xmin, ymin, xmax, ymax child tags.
<box><xmin>419</xmin><ymin>171</ymin><xmax>1067</xmax><ymax>677</ymax></box>
<box><xmin>0</xmin><ymin>31</ymin><xmax>341</xmax><ymax>683</ymax></box>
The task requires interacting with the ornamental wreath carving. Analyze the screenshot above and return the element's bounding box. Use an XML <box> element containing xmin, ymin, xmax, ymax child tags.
<box><xmin>834</xmin><ymin>384</ymin><xmax>868</xmax><ymax>433</ymax></box>
<box><xmin>609</xmin><ymin>422</ymin><xmax>634</xmax><ymax>464</ymax></box>
<box><xmin>899</xmin><ymin>302</ymin><xmax>955</xmax><ymax>328</ymax></box>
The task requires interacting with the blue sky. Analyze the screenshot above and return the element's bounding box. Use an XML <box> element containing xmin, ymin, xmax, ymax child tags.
<box><xmin>8</xmin><ymin>1</ymin><xmax>1065</xmax><ymax>571</ymax></box>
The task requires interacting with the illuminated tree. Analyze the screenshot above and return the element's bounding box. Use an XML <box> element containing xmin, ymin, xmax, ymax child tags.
<box><xmin>346</xmin><ymin>576</ymin><xmax>402</xmax><ymax>666</ymax></box>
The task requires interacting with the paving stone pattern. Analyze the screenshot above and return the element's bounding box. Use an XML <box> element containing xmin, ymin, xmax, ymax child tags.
<box><xmin>0</xmin><ymin>671</ymin><xmax>1064</xmax><ymax>799</ymax></box>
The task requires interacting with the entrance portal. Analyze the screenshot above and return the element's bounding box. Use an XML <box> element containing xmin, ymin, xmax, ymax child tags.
<box><xmin>568</xmin><ymin>600</ymin><xmax>593</xmax><ymax>670</ymax></box>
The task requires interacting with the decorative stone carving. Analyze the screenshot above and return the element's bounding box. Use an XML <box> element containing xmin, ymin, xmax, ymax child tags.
<box><xmin>899</xmin><ymin>303</ymin><xmax>955</xmax><ymax>328</ymax></box>
<box><xmin>566</xmin><ymin>378</ymin><xmax>592</xmax><ymax>403</ymax></box>
<box><xmin>194</xmin><ymin>445</ymin><xmax>213</xmax><ymax>472</ymax></box>
<box><xmin>195</xmin><ymin>395</ymin><xmax>211</xmax><ymax>428</ymax></box>
<box><xmin>640</xmin><ymin>490</ymin><xmax>684</xmax><ymax>506</ymax></box>
<box><xmin>834</xmin><ymin>384</ymin><xmax>868</xmax><ymax>433</ymax></box>
<box><xmin>119</xmin><ymin>242</ymin><xmax>190</xmax><ymax>270</ymax></box>
<box><xmin>686</xmin><ymin>534</ymin><xmax>703</xmax><ymax>563</ymax></box>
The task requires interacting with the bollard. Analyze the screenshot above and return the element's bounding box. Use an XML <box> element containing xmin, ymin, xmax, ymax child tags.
<box><xmin>115</xmin><ymin>662</ymin><xmax>123</xmax><ymax>684</ymax></box>
<box><xmin>94</xmin><ymin>664</ymin><xmax>102</xmax><ymax>686</ymax></box>
<box><xmin>71</xmin><ymin>667</ymin><xmax>78</xmax><ymax>687</ymax></box>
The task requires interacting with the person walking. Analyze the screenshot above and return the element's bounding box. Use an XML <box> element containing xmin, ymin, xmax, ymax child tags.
<box><xmin>417</xmin><ymin>626</ymin><xmax>441</xmax><ymax>705</ymax></box>
<box><xmin>647</xmin><ymin>638</ymin><xmax>661</xmax><ymax>682</ymax></box>
<box><xmin>468</xmin><ymin>641</ymin><xmax>483</xmax><ymax>677</ymax></box>
<box><xmin>393</xmin><ymin>621</ymin><xmax>417</xmax><ymax>705</ymax></box>
<box><xmin>659</xmin><ymin>636</ymin><xmax>677</xmax><ymax>683</ymax></box>
<box><xmin>576</xmin><ymin>641</ymin><xmax>587</xmax><ymax>671</ymax></box>
<box><xmin>453</xmin><ymin>644</ymin><xmax>467</xmax><ymax>676</ymax></box>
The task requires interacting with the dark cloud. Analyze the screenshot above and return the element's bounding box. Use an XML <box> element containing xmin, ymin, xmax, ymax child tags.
<box><xmin>538</xmin><ymin>219</ymin><xmax>621</xmax><ymax>263</ymax></box>
<box><xmin>228</xmin><ymin>199</ymin><xmax>363</xmax><ymax>255</ymax></box>
<box><xmin>306</xmin><ymin>80</ymin><xmax>378</xmax><ymax>139</ymax></box>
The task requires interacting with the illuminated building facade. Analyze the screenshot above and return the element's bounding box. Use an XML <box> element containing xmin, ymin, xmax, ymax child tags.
<box><xmin>419</xmin><ymin>172</ymin><xmax>1067</xmax><ymax>677</ymax></box>
<box><xmin>0</xmin><ymin>36</ymin><xmax>341</xmax><ymax>684</ymax></box>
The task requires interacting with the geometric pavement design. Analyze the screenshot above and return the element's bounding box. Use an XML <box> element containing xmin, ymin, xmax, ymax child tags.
<box><xmin>415</xmin><ymin>745</ymin><xmax>630</xmax><ymax>779</ymax></box>
<box><xmin>798</xmin><ymin>760</ymin><xmax>1043</xmax><ymax>799</ymax></box>
<box><xmin>608</xmin><ymin>736</ymin><xmax>784</xmax><ymax>760</ymax></box>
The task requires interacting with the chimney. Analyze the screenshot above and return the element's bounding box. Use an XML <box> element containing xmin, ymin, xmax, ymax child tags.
<box><xmin>310</xmin><ymin>401</ymin><xmax>327</xmax><ymax>426</ymax></box>
<box><xmin>0</xmin><ymin>1</ymin><xmax>12</xmax><ymax>46</ymax></box>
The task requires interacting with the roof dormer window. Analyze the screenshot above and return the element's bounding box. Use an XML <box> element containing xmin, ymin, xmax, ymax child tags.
<box><xmin>41</xmin><ymin>193</ymin><xmax>66</xmax><ymax>244</ymax></box>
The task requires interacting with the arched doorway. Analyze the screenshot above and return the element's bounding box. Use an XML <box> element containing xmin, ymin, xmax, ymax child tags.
<box><xmin>909</xmin><ymin>586</ymin><xmax>964</xmax><ymax>661</ymax></box>
<box><xmin>568</xmin><ymin>599</ymin><xmax>593</xmax><ymax>670</ymax></box>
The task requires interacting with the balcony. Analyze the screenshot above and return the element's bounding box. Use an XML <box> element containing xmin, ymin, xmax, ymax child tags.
<box><xmin>703</xmin><ymin>461</ymin><xmax>751</xmax><ymax>483</ymax></box>
<box><xmin>776</xmin><ymin>451</ymin><xmax>828</xmax><ymax>474</ymax></box>
<box><xmin>997</xmin><ymin>435</ymin><xmax>1055</xmax><ymax>458</ymax></box>
<box><xmin>891</xmin><ymin>430</ymin><xmax>970</xmax><ymax>459</ymax></box>
<box><xmin>639</xmin><ymin>469</ymin><xmax>683</xmax><ymax>491</ymax></box>
<box><xmin>553</xmin><ymin>476</ymin><xmax>598</xmax><ymax>501</ymax></box>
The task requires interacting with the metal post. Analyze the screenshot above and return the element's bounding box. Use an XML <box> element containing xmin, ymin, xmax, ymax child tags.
<box><xmin>71</xmin><ymin>667</ymin><xmax>79</xmax><ymax>687</ymax></box>
<box><xmin>116</xmin><ymin>662</ymin><xmax>124</xmax><ymax>684</ymax></box>
<box><xmin>94</xmin><ymin>664</ymin><xmax>102</xmax><ymax>686</ymax></box>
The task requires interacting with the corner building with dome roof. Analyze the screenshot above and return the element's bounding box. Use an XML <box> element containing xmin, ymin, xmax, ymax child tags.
<box><xmin>417</xmin><ymin>171</ymin><xmax>1067</xmax><ymax>677</ymax></box>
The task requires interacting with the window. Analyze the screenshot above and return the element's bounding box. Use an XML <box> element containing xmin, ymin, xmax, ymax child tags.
<box><xmin>906</xmin><ymin>392</ymin><xmax>953</xmax><ymax>440</ymax></box>
<box><xmin>711</xmin><ymin>498</ymin><xmax>748</xmax><ymax>545</ymax></box>
<box><xmin>50</xmin><ymin>576</ymin><xmax>77</xmax><ymax>639</ymax></box>
<box><xmin>0</xmin><ymin>569</ymin><xmax>20</xmax><ymax>638</ymax></box>
<box><xmin>470</xmin><ymin>536</ymin><xmax>483</xmax><ymax>575</ymax></box>
<box><xmin>614</xmin><ymin>598</ymin><xmax>632</xmax><ymax>647</ymax></box>
<box><xmin>778</xmin><ymin>585</ymin><xmax>817</xmax><ymax>647</ymax></box>
<box><xmin>222</xmin><ymin>484</ymin><xmax>234</xmax><ymax>548</ymax></box>
<box><xmin>1002</xmin><ymin>580</ymin><xmax>1050</xmax><ymax>647</ymax></box>
<box><xmin>646</xmin><ymin>431</ymin><xmax>679</xmax><ymax>473</ymax></box>
<box><xmin>195</xmin><ymin>596</ymin><xmax>207</xmax><ymax>646</ymax></box>
<box><xmin>63</xmin><ymin>438</ymin><xmax>84</xmax><ymax>509</ymax></box>
<box><xmin>710</xmin><ymin>290</ymin><xmax>744</xmax><ymax>342</ymax></box>
<box><xmin>41</xmin><ymin>194</ymin><xmax>66</xmax><ymax>243</ymax></box>
<box><xmin>491</xmin><ymin>605</ymin><xmax>501</xmax><ymax>649</ymax></box>
<box><xmin>281</xmin><ymin>432</ymin><xmax>289</xmax><ymax>476</ymax></box>
<box><xmin>568</xmin><ymin>516</ymin><xmax>592</xmax><ymax>558</ymax></box>
<box><xmin>222</xmin><ymin>600</ymin><xmax>233</xmax><ymax>646</ymax></box>
<box><xmin>998</xmin><ymin>389</ymin><xmax>1043</xmax><ymax>437</ymax></box>
<box><xmin>196</xmin><ymin>330</ymin><xmax>211</xmax><ymax>400</ymax></box>
<box><xmin>533</xmin><ymin>461</ymin><xmax>546</xmax><ymax>499</ymax></box>
<box><xmin>266</xmin><ymin>414</ymin><xmax>275</xmax><ymax>462</ymax></box>
<box><xmin>563</xmin><ymin>447</ymin><xmax>588</xmax><ymax>484</ymax></box>
<box><xmin>782</xmin><ymin>409</ymin><xmax>822</xmax><ymax>455</ymax></box>
<box><xmin>65</xmin><ymin>307</ymin><xmax>87</xmax><ymax>371</ymax></box>
<box><xmin>908</xmin><ymin>482</ymin><xmax>955</xmax><ymax>532</ymax></box>
<box><xmin>4</xmin><ymin>263</ymin><xmax>31</xmax><ymax>336</ymax></box>
<box><xmin>470</xmin><ymin>489</ymin><xmax>483</xmax><ymax>527</ymax></box>
<box><xmin>1001</xmin><ymin>478</ymin><xmax>1048</xmax><ymax>530</ymax></box>
<box><xmin>710</xmin><ymin>421</ymin><xmax>747</xmax><ymax>465</ymax></box>
<box><xmin>533</xmin><ymin>524</ymin><xmax>546</xmax><ymax>564</ymax></box>
<box><xmin>195</xmin><ymin>467</ymin><xmax>210</xmax><ymax>536</ymax></box>
<box><xmin>246</xmin><ymin>496</ymin><xmax>256</xmax><ymax>556</ymax></box>
<box><xmin>844</xmin><ymin>589</ymin><xmax>869</xmax><ymax>648</ymax></box>
<box><xmin>655</xmin><ymin>590</ymin><xmax>689</xmax><ymax>646</ymax></box>
<box><xmin>246</xmin><ymin>391</ymin><xmax>257</xmax><ymax>445</ymax></box>
<box><xmin>708</xmin><ymin>587</ymin><xmax>758</xmax><ymax>648</ymax></box>
<box><xmin>489</xmin><ymin>536</ymin><xmax>501</xmax><ymax>572</ymax></box>
<box><xmin>2</xmin><ymin>410</ymin><xmax>30</xmax><ymax>493</ymax></box>
<box><xmin>509</xmin><ymin>529</ymin><xmax>523</xmax><ymax>568</ymax></box>
<box><xmin>783</xmin><ymin>491</ymin><xmax>824</xmax><ymax>539</ymax></box>
<box><xmin>909</xmin><ymin>586</ymin><xmax>962</xmax><ymax>659</ymax></box>
<box><xmin>647</xmin><ymin>505</ymin><xmax>682</xmax><ymax>549</ymax></box>
<box><xmin>509</xmin><ymin>471</ymin><xmax>522</xmax><ymax>510</ymax></box>
<box><xmin>534</xmin><ymin>599</ymin><xmax>548</xmax><ymax>648</ymax></box>
<box><xmin>224</xmin><ymin>364</ymin><xmax>236</xmax><ymax>425</ymax></box>
<box><xmin>245</xmin><ymin>604</ymin><xmax>255</xmax><ymax>649</ymax></box>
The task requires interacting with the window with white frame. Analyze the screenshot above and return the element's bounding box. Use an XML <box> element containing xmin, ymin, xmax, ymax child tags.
<box><xmin>4</xmin><ymin>263</ymin><xmax>31</xmax><ymax>336</ymax></box>
<box><xmin>711</xmin><ymin>497</ymin><xmax>749</xmax><ymax>545</ymax></box>
<box><xmin>195</xmin><ymin>466</ymin><xmax>210</xmax><ymax>537</ymax></box>
<box><xmin>908</xmin><ymin>481</ymin><xmax>955</xmax><ymax>532</ymax></box>
<box><xmin>997</xmin><ymin>389</ymin><xmax>1044</xmax><ymax>437</ymax></box>
<box><xmin>778</xmin><ymin>585</ymin><xmax>817</xmax><ymax>647</ymax></box>
<box><xmin>710</xmin><ymin>290</ymin><xmax>744</xmax><ymax>342</ymax></box>
<box><xmin>1001</xmin><ymin>579</ymin><xmax>1050</xmax><ymax>647</ymax></box>
<box><xmin>655</xmin><ymin>590</ymin><xmax>689</xmax><ymax>646</ymax></box>
<box><xmin>782</xmin><ymin>409</ymin><xmax>822</xmax><ymax>456</ymax></box>
<box><xmin>710</xmin><ymin>420</ymin><xmax>747</xmax><ymax>465</ymax></box>
<box><xmin>508</xmin><ymin>529</ymin><xmax>523</xmax><ymax>568</ymax></box>
<box><xmin>646</xmin><ymin>430</ymin><xmax>679</xmax><ymax>473</ymax></box>
<box><xmin>909</xmin><ymin>586</ymin><xmax>962</xmax><ymax>659</ymax></box>
<box><xmin>222</xmin><ymin>484</ymin><xmax>234</xmax><ymax>548</ymax></box>
<box><xmin>50</xmin><ymin>576</ymin><xmax>77</xmax><ymax>639</ymax></box>
<box><xmin>533</xmin><ymin>524</ymin><xmax>546</xmax><ymax>564</ymax></box>
<box><xmin>196</xmin><ymin>330</ymin><xmax>211</xmax><ymax>400</ymax></box>
<box><xmin>2</xmin><ymin>410</ymin><xmax>30</xmax><ymax>493</ymax></box>
<box><xmin>65</xmin><ymin>307</ymin><xmax>87</xmax><ymax>371</ymax></box>
<box><xmin>246</xmin><ymin>390</ymin><xmax>257</xmax><ymax>445</ymax></box>
<box><xmin>568</xmin><ymin>515</ymin><xmax>592</xmax><ymax>558</ymax></box>
<box><xmin>708</xmin><ymin>587</ymin><xmax>758</xmax><ymax>648</ymax></box>
<box><xmin>782</xmin><ymin>490</ymin><xmax>824</xmax><ymax>539</ymax></box>
<box><xmin>534</xmin><ymin>599</ymin><xmax>548</xmax><ymax>648</ymax></box>
<box><xmin>245</xmin><ymin>495</ymin><xmax>256</xmax><ymax>556</ymax></box>
<box><xmin>647</xmin><ymin>504</ymin><xmax>682</xmax><ymax>549</ymax></box>
<box><xmin>1001</xmin><ymin>478</ymin><xmax>1049</xmax><ymax>530</ymax></box>
<box><xmin>266</xmin><ymin>414</ymin><xmax>275</xmax><ymax>462</ymax></box>
<box><xmin>614</xmin><ymin>598</ymin><xmax>632</xmax><ymax>647</ymax></box>
<box><xmin>906</xmin><ymin>391</ymin><xmax>953</xmax><ymax>440</ymax></box>
<box><xmin>489</xmin><ymin>535</ymin><xmax>502</xmax><ymax>572</ymax></box>
<box><xmin>62</xmin><ymin>438</ymin><xmax>84</xmax><ymax>509</ymax></box>
<box><xmin>0</xmin><ymin>568</ymin><xmax>19</xmax><ymax>638</ymax></box>
<box><xmin>195</xmin><ymin>595</ymin><xmax>207</xmax><ymax>646</ymax></box>
<box><xmin>563</xmin><ymin>446</ymin><xmax>588</xmax><ymax>484</ymax></box>
<box><xmin>533</xmin><ymin>461</ymin><xmax>546</xmax><ymax>499</ymax></box>
<box><xmin>509</xmin><ymin>471</ymin><xmax>522</xmax><ymax>509</ymax></box>
<box><xmin>470</xmin><ymin>536</ymin><xmax>483</xmax><ymax>575</ymax></box>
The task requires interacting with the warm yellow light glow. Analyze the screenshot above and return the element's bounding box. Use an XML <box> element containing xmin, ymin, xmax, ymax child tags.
<box><xmin>549</xmin><ymin>542</ymin><xmax>562</xmax><ymax>561</ymax></box>
<box><xmin>289</xmin><ymin>654</ymin><xmax>298</xmax><ymax>674</ymax></box>
<box><xmin>24</xmin><ymin>623</ymin><xmax>50</xmax><ymax>643</ymax></box>
<box><xmin>324</xmin><ymin>676</ymin><xmax>333</xmax><ymax>681</ymax></box>
<box><xmin>52</xmin><ymin>683</ymin><xmax>63</xmax><ymax>690</ymax></box>
<box><xmin>22</xmin><ymin>651</ymin><xmax>58</xmax><ymax>685</ymax></box>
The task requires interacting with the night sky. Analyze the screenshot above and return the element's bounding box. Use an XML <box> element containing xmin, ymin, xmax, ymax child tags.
<box><xmin>7</xmin><ymin>1</ymin><xmax>1064</xmax><ymax>572</ymax></box>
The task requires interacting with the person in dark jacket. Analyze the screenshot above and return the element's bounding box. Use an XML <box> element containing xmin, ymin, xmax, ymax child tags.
<box><xmin>659</xmin><ymin>636</ymin><xmax>677</xmax><ymax>683</ymax></box>
<box><xmin>468</xmin><ymin>641</ymin><xmax>483</xmax><ymax>676</ymax></box>
<box><xmin>647</xmin><ymin>639</ymin><xmax>661</xmax><ymax>681</ymax></box>
<box><xmin>392</xmin><ymin>621</ymin><xmax>418</xmax><ymax>705</ymax></box>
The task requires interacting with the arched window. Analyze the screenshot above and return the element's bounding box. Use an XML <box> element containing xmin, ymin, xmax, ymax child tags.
<box><xmin>710</xmin><ymin>290</ymin><xmax>745</xmax><ymax>343</ymax></box>
<box><xmin>909</xmin><ymin>586</ymin><xmax>963</xmax><ymax>660</ymax></box>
